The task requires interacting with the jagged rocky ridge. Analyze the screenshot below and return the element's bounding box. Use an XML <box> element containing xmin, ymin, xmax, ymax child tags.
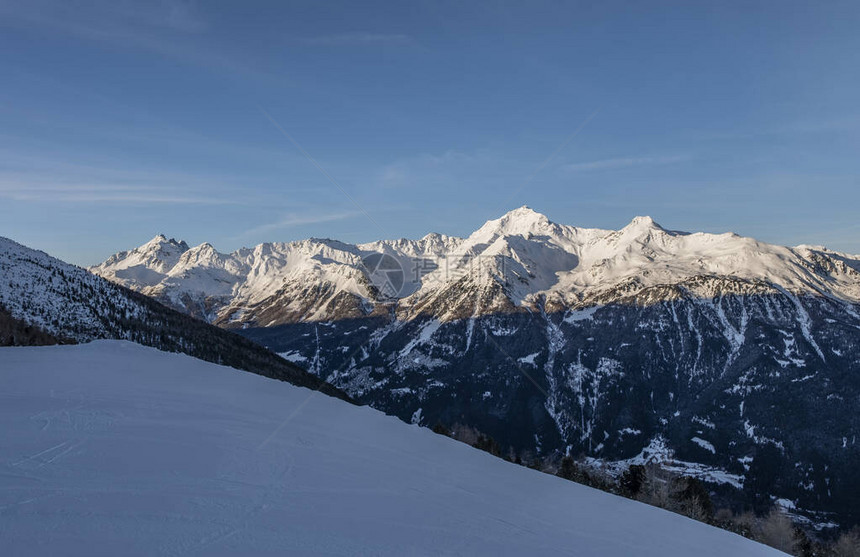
<box><xmin>93</xmin><ymin>208</ymin><xmax>860</xmax><ymax>529</ymax></box>
<box><xmin>0</xmin><ymin>237</ymin><xmax>349</xmax><ymax>400</ymax></box>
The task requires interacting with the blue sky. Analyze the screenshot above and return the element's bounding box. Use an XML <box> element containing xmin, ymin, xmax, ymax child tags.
<box><xmin>1</xmin><ymin>0</ymin><xmax>858</xmax><ymax>265</ymax></box>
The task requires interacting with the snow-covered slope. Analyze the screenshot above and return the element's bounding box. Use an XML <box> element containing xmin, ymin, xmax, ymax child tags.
<box><xmin>92</xmin><ymin>236</ymin><xmax>374</xmax><ymax>325</ymax></box>
<box><xmin>96</xmin><ymin>234</ymin><xmax>190</xmax><ymax>288</ymax></box>
<box><xmin>92</xmin><ymin>207</ymin><xmax>860</xmax><ymax>326</ymax></box>
<box><xmin>398</xmin><ymin>208</ymin><xmax>860</xmax><ymax>320</ymax></box>
<box><xmin>0</xmin><ymin>341</ymin><xmax>782</xmax><ymax>556</ymax></box>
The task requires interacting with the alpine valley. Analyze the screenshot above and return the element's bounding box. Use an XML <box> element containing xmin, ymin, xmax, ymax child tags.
<box><xmin>91</xmin><ymin>207</ymin><xmax>860</xmax><ymax>530</ymax></box>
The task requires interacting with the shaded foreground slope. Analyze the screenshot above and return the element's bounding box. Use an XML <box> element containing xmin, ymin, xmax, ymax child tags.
<box><xmin>0</xmin><ymin>341</ymin><xmax>783</xmax><ymax>556</ymax></box>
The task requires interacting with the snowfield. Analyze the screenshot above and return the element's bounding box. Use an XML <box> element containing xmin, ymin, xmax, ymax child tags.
<box><xmin>0</xmin><ymin>342</ymin><xmax>783</xmax><ymax>556</ymax></box>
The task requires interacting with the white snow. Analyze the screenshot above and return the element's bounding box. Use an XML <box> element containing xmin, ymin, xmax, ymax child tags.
<box><xmin>743</xmin><ymin>420</ymin><xmax>785</xmax><ymax>450</ymax></box>
<box><xmin>775</xmin><ymin>498</ymin><xmax>797</xmax><ymax>511</ymax></box>
<box><xmin>398</xmin><ymin>319</ymin><xmax>442</xmax><ymax>358</ymax></box>
<box><xmin>91</xmin><ymin>236</ymin><xmax>373</xmax><ymax>324</ymax></box>
<box><xmin>518</xmin><ymin>352</ymin><xmax>541</xmax><ymax>365</ymax></box>
<box><xmin>691</xmin><ymin>437</ymin><xmax>717</xmax><ymax>454</ymax></box>
<box><xmin>277</xmin><ymin>350</ymin><xmax>308</xmax><ymax>364</ymax></box>
<box><xmin>410</xmin><ymin>407</ymin><xmax>423</xmax><ymax>425</ymax></box>
<box><xmin>0</xmin><ymin>342</ymin><xmax>782</xmax><ymax>556</ymax></box>
<box><xmin>564</xmin><ymin>305</ymin><xmax>600</xmax><ymax>323</ymax></box>
<box><xmin>692</xmin><ymin>416</ymin><xmax>716</xmax><ymax>430</ymax></box>
<box><xmin>592</xmin><ymin>437</ymin><xmax>744</xmax><ymax>489</ymax></box>
<box><xmin>90</xmin><ymin>207</ymin><xmax>860</xmax><ymax>325</ymax></box>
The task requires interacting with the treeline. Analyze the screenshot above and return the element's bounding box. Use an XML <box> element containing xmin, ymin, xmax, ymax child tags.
<box><xmin>0</xmin><ymin>305</ymin><xmax>73</xmax><ymax>347</ymax></box>
<box><xmin>431</xmin><ymin>423</ymin><xmax>860</xmax><ymax>557</ymax></box>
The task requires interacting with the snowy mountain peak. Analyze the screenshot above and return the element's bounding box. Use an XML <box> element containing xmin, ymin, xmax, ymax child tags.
<box><xmin>186</xmin><ymin>242</ymin><xmax>218</xmax><ymax>256</ymax></box>
<box><xmin>145</xmin><ymin>234</ymin><xmax>189</xmax><ymax>251</ymax></box>
<box><xmin>510</xmin><ymin>204</ymin><xmax>539</xmax><ymax>216</ymax></box>
<box><xmin>94</xmin><ymin>234</ymin><xmax>191</xmax><ymax>278</ymax></box>
<box><xmin>137</xmin><ymin>235</ymin><xmax>190</xmax><ymax>263</ymax></box>
<box><xmin>625</xmin><ymin>215</ymin><xmax>662</xmax><ymax>230</ymax></box>
<box><xmin>176</xmin><ymin>242</ymin><xmax>229</xmax><ymax>268</ymax></box>
<box><xmin>472</xmin><ymin>206</ymin><xmax>557</xmax><ymax>242</ymax></box>
<box><xmin>613</xmin><ymin>216</ymin><xmax>675</xmax><ymax>243</ymax></box>
<box><xmin>498</xmin><ymin>205</ymin><xmax>551</xmax><ymax>227</ymax></box>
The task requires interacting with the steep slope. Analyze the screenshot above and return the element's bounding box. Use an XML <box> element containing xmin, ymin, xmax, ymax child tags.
<box><xmin>0</xmin><ymin>341</ymin><xmax>783</xmax><ymax>556</ymax></box>
<box><xmin>0</xmin><ymin>237</ymin><xmax>347</xmax><ymax>400</ymax></box>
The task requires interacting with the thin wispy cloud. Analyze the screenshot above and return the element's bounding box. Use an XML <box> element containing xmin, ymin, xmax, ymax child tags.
<box><xmin>564</xmin><ymin>155</ymin><xmax>689</xmax><ymax>172</ymax></box>
<box><xmin>0</xmin><ymin>157</ymin><xmax>248</xmax><ymax>205</ymax></box>
<box><xmin>0</xmin><ymin>183</ymin><xmax>239</xmax><ymax>205</ymax></box>
<box><xmin>302</xmin><ymin>32</ymin><xmax>413</xmax><ymax>46</ymax></box>
<box><xmin>236</xmin><ymin>211</ymin><xmax>360</xmax><ymax>239</ymax></box>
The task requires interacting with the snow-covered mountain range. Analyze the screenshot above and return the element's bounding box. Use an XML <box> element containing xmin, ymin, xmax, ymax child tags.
<box><xmin>91</xmin><ymin>209</ymin><xmax>860</xmax><ymax>530</ymax></box>
<box><xmin>91</xmin><ymin>207</ymin><xmax>860</xmax><ymax>326</ymax></box>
